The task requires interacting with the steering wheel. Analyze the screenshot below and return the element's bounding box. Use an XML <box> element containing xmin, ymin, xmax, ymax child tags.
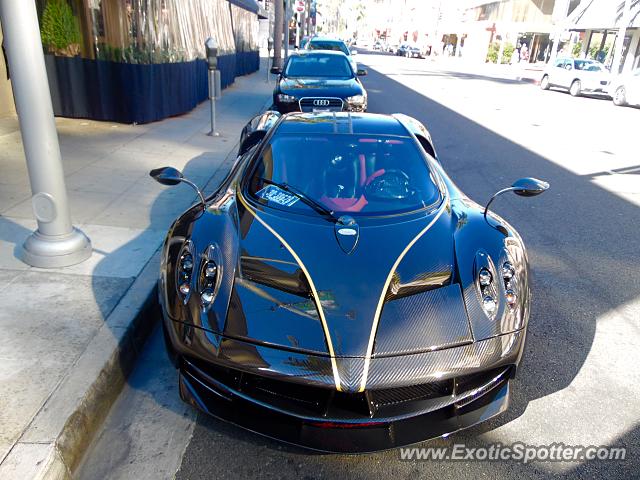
<box><xmin>364</xmin><ymin>169</ymin><xmax>414</xmax><ymax>201</ymax></box>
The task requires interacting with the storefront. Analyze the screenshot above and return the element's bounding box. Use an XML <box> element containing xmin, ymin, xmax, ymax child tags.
<box><xmin>567</xmin><ymin>0</ymin><xmax>640</xmax><ymax>73</ymax></box>
<box><xmin>35</xmin><ymin>0</ymin><xmax>262</xmax><ymax>124</ymax></box>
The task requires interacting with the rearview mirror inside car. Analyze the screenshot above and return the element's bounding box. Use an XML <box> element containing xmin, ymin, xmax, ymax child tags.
<box><xmin>357</xmin><ymin>68</ymin><xmax>368</xmax><ymax>76</ymax></box>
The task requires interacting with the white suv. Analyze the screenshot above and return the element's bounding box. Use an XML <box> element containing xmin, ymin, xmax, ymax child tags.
<box><xmin>540</xmin><ymin>58</ymin><xmax>610</xmax><ymax>97</ymax></box>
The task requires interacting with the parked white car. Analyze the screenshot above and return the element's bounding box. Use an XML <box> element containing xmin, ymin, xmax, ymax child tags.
<box><xmin>540</xmin><ymin>58</ymin><xmax>611</xmax><ymax>97</ymax></box>
<box><xmin>609</xmin><ymin>68</ymin><xmax>640</xmax><ymax>107</ymax></box>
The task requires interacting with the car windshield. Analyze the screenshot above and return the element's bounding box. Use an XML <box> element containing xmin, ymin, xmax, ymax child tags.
<box><xmin>285</xmin><ymin>54</ymin><xmax>353</xmax><ymax>78</ymax></box>
<box><xmin>575</xmin><ymin>60</ymin><xmax>603</xmax><ymax>71</ymax></box>
<box><xmin>247</xmin><ymin>133</ymin><xmax>442</xmax><ymax>217</ymax></box>
<box><xmin>308</xmin><ymin>41</ymin><xmax>350</xmax><ymax>55</ymax></box>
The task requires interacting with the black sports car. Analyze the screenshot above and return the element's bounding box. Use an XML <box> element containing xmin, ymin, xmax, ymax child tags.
<box><xmin>150</xmin><ymin>111</ymin><xmax>548</xmax><ymax>452</ymax></box>
<box><xmin>270</xmin><ymin>50</ymin><xmax>368</xmax><ymax>113</ymax></box>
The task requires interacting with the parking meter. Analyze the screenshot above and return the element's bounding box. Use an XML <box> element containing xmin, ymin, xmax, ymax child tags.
<box><xmin>204</xmin><ymin>37</ymin><xmax>220</xmax><ymax>136</ymax></box>
<box><xmin>267</xmin><ymin>37</ymin><xmax>274</xmax><ymax>82</ymax></box>
<box><xmin>205</xmin><ymin>37</ymin><xmax>218</xmax><ymax>70</ymax></box>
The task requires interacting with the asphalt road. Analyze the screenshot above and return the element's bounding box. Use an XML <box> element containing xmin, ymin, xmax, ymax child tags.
<box><xmin>77</xmin><ymin>53</ymin><xmax>640</xmax><ymax>480</ymax></box>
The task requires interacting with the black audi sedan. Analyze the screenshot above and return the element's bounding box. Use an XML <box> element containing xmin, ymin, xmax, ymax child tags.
<box><xmin>270</xmin><ymin>50</ymin><xmax>368</xmax><ymax>113</ymax></box>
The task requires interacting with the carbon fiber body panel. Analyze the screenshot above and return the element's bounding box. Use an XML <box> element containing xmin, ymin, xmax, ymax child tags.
<box><xmin>373</xmin><ymin>283</ymin><xmax>472</xmax><ymax>356</ymax></box>
<box><xmin>366</xmin><ymin>330</ymin><xmax>524</xmax><ymax>389</ymax></box>
<box><xmin>165</xmin><ymin>317</ymin><xmax>524</xmax><ymax>391</ymax></box>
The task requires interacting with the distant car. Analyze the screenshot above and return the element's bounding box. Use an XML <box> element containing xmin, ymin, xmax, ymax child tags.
<box><xmin>270</xmin><ymin>50</ymin><xmax>368</xmax><ymax>114</ymax></box>
<box><xmin>397</xmin><ymin>43</ymin><xmax>422</xmax><ymax>58</ymax></box>
<box><xmin>387</xmin><ymin>43</ymin><xmax>399</xmax><ymax>54</ymax></box>
<box><xmin>609</xmin><ymin>68</ymin><xmax>640</xmax><ymax>107</ymax></box>
<box><xmin>305</xmin><ymin>36</ymin><xmax>358</xmax><ymax>73</ymax></box>
<box><xmin>540</xmin><ymin>58</ymin><xmax>611</xmax><ymax>97</ymax></box>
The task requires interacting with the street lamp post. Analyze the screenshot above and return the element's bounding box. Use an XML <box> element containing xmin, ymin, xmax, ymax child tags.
<box><xmin>284</xmin><ymin>0</ymin><xmax>291</xmax><ymax>59</ymax></box>
<box><xmin>274</xmin><ymin>0</ymin><xmax>284</xmax><ymax>68</ymax></box>
<box><xmin>0</xmin><ymin>0</ymin><xmax>91</xmax><ymax>267</ymax></box>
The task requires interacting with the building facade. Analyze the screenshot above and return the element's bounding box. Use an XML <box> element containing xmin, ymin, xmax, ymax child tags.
<box><xmin>2</xmin><ymin>0</ymin><xmax>262</xmax><ymax>124</ymax></box>
<box><xmin>566</xmin><ymin>0</ymin><xmax>640</xmax><ymax>73</ymax></box>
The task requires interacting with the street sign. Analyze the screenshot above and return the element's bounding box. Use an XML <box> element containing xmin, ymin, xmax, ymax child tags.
<box><xmin>295</xmin><ymin>0</ymin><xmax>305</xmax><ymax>13</ymax></box>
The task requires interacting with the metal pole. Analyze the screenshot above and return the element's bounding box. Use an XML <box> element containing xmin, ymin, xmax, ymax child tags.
<box><xmin>266</xmin><ymin>49</ymin><xmax>270</xmax><ymax>82</ymax></box>
<box><xmin>207</xmin><ymin>69</ymin><xmax>219</xmax><ymax>137</ymax></box>
<box><xmin>612</xmin><ymin>0</ymin><xmax>631</xmax><ymax>73</ymax></box>
<box><xmin>0</xmin><ymin>0</ymin><xmax>91</xmax><ymax>267</ymax></box>
<box><xmin>274</xmin><ymin>0</ymin><xmax>284</xmax><ymax>67</ymax></box>
<box><xmin>284</xmin><ymin>0</ymin><xmax>291</xmax><ymax>59</ymax></box>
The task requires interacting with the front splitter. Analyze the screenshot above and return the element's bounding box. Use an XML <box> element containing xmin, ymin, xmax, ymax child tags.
<box><xmin>178</xmin><ymin>367</ymin><xmax>510</xmax><ymax>453</ymax></box>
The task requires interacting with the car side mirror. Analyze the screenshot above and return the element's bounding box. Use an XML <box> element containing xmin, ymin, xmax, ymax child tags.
<box><xmin>150</xmin><ymin>166</ymin><xmax>183</xmax><ymax>185</ymax></box>
<box><xmin>357</xmin><ymin>68</ymin><xmax>368</xmax><ymax>76</ymax></box>
<box><xmin>150</xmin><ymin>167</ymin><xmax>206</xmax><ymax>210</ymax></box>
<box><xmin>484</xmin><ymin>177</ymin><xmax>549</xmax><ymax>219</ymax></box>
<box><xmin>270</xmin><ymin>66</ymin><xmax>282</xmax><ymax>75</ymax></box>
<box><xmin>511</xmin><ymin>177</ymin><xmax>550</xmax><ymax>197</ymax></box>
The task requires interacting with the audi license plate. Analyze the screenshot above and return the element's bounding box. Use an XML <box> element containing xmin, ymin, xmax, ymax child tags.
<box><xmin>312</xmin><ymin>107</ymin><xmax>330</xmax><ymax>112</ymax></box>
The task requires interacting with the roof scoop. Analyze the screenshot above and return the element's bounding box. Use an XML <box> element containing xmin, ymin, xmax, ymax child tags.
<box><xmin>335</xmin><ymin>215</ymin><xmax>359</xmax><ymax>254</ymax></box>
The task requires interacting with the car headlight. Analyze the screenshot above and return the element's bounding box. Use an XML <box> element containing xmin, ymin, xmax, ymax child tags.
<box><xmin>198</xmin><ymin>244</ymin><xmax>222</xmax><ymax>311</ymax></box>
<box><xmin>277</xmin><ymin>94</ymin><xmax>297</xmax><ymax>103</ymax></box>
<box><xmin>176</xmin><ymin>241</ymin><xmax>195</xmax><ymax>304</ymax></box>
<box><xmin>474</xmin><ymin>251</ymin><xmax>499</xmax><ymax>320</ymax></box>
<box><xmin>346</xmin><ymin>95</ymin><xmax>365</xmax><ymax>105</ymax></box>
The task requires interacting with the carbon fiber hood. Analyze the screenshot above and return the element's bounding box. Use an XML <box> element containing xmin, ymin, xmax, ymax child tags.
<box><xmin>226</xmin><ymin>200</ymin><xmax>473</xmax><ymax>358</ymax></box>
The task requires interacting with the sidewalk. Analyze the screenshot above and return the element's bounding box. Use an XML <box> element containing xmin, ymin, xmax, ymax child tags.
<box><xmin>0</xmin><ymin>63</ymin><xmax>272</xmax><ymax>479</ymax></box>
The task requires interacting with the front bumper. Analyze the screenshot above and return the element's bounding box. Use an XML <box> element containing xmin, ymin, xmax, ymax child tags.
<box><xmin>164</xmin><ymin>317</ymin><xmax>525</xmax><ymax>451</ymax></box>
<box><xmin>180</xmin><ymin>359</ymin><xmax>511</xmax><ymax>452</ymax></box>
<box><xmin>581</xmin><ymin>80</ymin><xmax>611</xmax><ymax>95</ymax></box>
<box><xmin>274</xmin><ymin>98</ymin><xmax>366</xmax><ymax>114</ymax></box>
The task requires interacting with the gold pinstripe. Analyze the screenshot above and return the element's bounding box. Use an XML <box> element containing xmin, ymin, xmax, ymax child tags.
<box><xmin>358</xmin><ymin>197</ymin><xmax>449</xmax><ymax>392</ymax></box>
<box><xmin>237</xmin><ymin>193</ymin><xmax>343</xmax><ymax>391</ymax></box>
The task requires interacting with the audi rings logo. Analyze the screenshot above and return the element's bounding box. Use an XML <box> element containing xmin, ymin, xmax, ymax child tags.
<box><xmin>313</xmin><ymin>99</ymin><xmax>331</xmax><ymax>106</ymax></box>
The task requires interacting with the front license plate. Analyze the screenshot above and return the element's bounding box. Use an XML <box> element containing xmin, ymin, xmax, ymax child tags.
<box><xmin>313</xmin><ymin>108</ymin><xmax>330</xmax><ymax>112</ymax></box>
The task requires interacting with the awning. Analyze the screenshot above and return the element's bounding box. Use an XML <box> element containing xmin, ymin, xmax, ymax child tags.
<box><xmin>567</xmin><ymin>0</ymin><xmax>640</xmax><ymax>31</ymax></box>
<box><xmin>228</xmin><ymin>0</ymin><xmax>260</xmax><ymax>15</ymax></box>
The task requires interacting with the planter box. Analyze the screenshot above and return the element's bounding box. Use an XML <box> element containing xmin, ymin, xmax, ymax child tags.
<box><xmin>44</xmin><ymin>51</ymin><xmax>259</xmax><ymax>124</ymax></box>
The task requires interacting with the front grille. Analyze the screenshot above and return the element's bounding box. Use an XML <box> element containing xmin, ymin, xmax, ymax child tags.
<box><xmin>371</xmin><ymin>380</ymin><xmax>452</xmax><ymax>407</ymax></box>
<box><xmin>299</xmin><ymin>97</ymin><xmax>343</xmax><ymax>112</ymax></box>
<box><xmin>183</xmin><ymin>357</ymin><xmax>511</xmax><ymax>420</ymax></box>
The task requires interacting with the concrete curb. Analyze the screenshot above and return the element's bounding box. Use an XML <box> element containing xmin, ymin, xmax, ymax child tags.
<box><xmin>0</xmin><ymin>250</ymin><xmax>161</xmax><ymax>480</ymax></box>
<box><xmin>0</xmin><ymin>94</ymin><xmax>272</xmax><ymax>480</ymax></box>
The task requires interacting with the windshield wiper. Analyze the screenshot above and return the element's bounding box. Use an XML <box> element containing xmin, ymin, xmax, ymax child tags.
<box><xmin>258</xmin><ymin>178</ymin><xmax>337</xmax><ymax>222</ymax></box>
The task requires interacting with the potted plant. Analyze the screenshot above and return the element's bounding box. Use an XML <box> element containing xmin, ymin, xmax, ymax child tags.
<box><xmin>40</xmin><ymin>0</ymin><xmax>81</xmax><ymax>57</ymax></box>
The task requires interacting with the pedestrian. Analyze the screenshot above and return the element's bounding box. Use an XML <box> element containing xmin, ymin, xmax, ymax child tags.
<box><xmin>520</xmin><ymin>43</ymin><xmax>529</xmax><ymax>63</ymax></box>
